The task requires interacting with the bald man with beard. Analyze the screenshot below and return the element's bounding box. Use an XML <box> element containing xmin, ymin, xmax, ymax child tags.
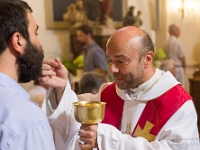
<box><xmin>40</xmin><ymin>26</ymin><xmax>199</xmax><ymax>150</ymax></box>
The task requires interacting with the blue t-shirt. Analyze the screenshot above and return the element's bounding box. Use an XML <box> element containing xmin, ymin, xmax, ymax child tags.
<box><xmin>83</xmin><ymin>42</ymin><xmax>108</xmax><ymax>72</ymax></box>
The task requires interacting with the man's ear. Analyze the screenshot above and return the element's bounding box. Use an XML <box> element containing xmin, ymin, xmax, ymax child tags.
<box><xmin>144</xmin><ymin>51</ymin><xmax>154</xmax><ymax>68</ymax></box>
<box><xmin>9</xmin><ymin>32</ymin><xmax>26</xmax><ymax>55</ymax></box>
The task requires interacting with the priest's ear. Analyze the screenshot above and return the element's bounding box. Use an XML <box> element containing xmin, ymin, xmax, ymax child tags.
<box><xmin>144</xmin><ymin>51</ymin><xmax>154</xmax><ymax>68</ymax></box>
<box><xmin>9</xmin><ymin>32</ymin><xmax>26</xmax><ymax>55</ymax></box>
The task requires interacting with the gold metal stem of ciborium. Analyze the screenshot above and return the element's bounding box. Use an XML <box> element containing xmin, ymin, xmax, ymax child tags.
<box><xmin>73</xmin><ymin>101</ymin><xmax>106</xmax><ymax>150</ymax></box>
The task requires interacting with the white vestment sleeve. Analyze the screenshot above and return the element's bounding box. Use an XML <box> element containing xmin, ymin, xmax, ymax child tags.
<box><xmin>43</xmin><ymin>82</ymin><xmax>81</xmax><ymax>150</ymax></box>
<box><xmin>97</xmin><ymin>100</ymin><xmax>200</xmax><ymax>150</ymax></box>
<box><xmin>42</xmin><ymin>82</ymin><xmax>110</xmax><ymax>150</ymax></box>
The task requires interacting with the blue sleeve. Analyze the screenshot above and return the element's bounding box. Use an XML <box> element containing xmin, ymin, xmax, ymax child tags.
<box><xmin>9</xmin><ymin>121</ymin><xmax>55</xmax><ymax>150</ymax></box>
<box><xmin>93</xmin><ymin>49</ymin><xmax>108</xmax><ymax>71</ymax></box>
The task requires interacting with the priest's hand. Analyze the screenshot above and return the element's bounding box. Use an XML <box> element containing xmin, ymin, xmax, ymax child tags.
<box><xmin>79</xmin><ymin>124</ymin><xmax>98</xmax><ymax>149</ymax></box>
<box><xmin>39</xmin><ymin>58</ymin><xmax>68</xmax><ymax>103</ymax></box>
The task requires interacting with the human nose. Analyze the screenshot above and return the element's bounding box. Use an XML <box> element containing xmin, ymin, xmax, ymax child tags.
<box><xmin>110</xmin><ymin>62</ymin><xmax>119</xmax><ymax>74</ymax></box>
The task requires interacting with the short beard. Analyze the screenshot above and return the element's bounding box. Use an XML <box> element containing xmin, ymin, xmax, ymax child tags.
<box><xmin>17</xmin><ymin>41</ymin><xmax>44</xmax><ymax>83</ymax></box>
<box><xmin>114</xmin><ymin>63</ymin><xmax>145</xmax><ymax>90</ymax></box>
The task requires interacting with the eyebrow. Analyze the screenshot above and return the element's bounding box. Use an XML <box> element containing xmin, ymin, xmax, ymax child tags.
<box><xmin>107</xmin><ymin>54</ymin><xmax>128</xmax><ymax>59</ymax></box>
<box><xmin>115</xmin><ymin>55</ymin><xmax>127</xmax><ymax>58</ymax></box>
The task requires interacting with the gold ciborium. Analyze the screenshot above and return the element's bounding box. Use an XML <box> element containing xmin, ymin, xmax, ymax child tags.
<box><xmin>73</xmin><ymin>101</ymin><xmax>106</xmax><ymax>150</ymax></box>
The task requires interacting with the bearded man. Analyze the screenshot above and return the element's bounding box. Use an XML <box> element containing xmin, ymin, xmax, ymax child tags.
<box><xmin>0</xmin><ymin>0</ymin><xmax>55</xmax><ymax>149</ymax></box>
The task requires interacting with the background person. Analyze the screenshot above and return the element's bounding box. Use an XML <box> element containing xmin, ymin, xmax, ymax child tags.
<box><xmin>0</xmin><ymin>0</ymin><xmax>55</xmax><ymax>149</ymax></box>
<box><xmin>160</xmin><ymin>59</ymin><xmax>176</xmax><ymax>77</ymax></box>
<box><xmin>93</xmin><ymin>68</ymin><xmax>110</xmax><ymax>82</ymax></box>
<box><xmin>76</xmin><ymin>24</ymin><xmax>109</xmax><ymax>72</ymax></box>
<box><xmin>40</xmin><ymin>26</ymin><xmax>199</xmax><ymax>150</ymax></box>
<box><xmin>79</xmin><ymin>72</ymin><xmax>107</xmax><ymax>94</ymax></box>
<box><xmin>163</xmin><ymin>24</ymin><xmax>186</xmax><ymax>88</ymax></box>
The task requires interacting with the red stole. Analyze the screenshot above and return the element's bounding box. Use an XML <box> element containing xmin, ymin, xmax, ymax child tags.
<box><xmin>101</xmin><ymin>83</ymin><xmax>192</xmax><ymax>141</ymax></box>
<box><xmin>101</xmin><ymin>83</ymin><xmax>124</xmax><ymax>129</ymax></box>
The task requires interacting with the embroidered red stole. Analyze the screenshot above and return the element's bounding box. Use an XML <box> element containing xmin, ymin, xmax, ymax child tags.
<box><xmin>101</xmin><ymin>83</ymin><xmax>192</xmax><ymax>141</ymax></box>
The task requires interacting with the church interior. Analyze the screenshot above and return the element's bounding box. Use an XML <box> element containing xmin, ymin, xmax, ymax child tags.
<box><xmin>21</xmin><ymin>0</ymin><xmax>200</xmax><ymax>90</ymax></box>
<box><xmin>21</xmin><ymin>0</ymin><xmax>200</xmax><ymax>130</ymax></box>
